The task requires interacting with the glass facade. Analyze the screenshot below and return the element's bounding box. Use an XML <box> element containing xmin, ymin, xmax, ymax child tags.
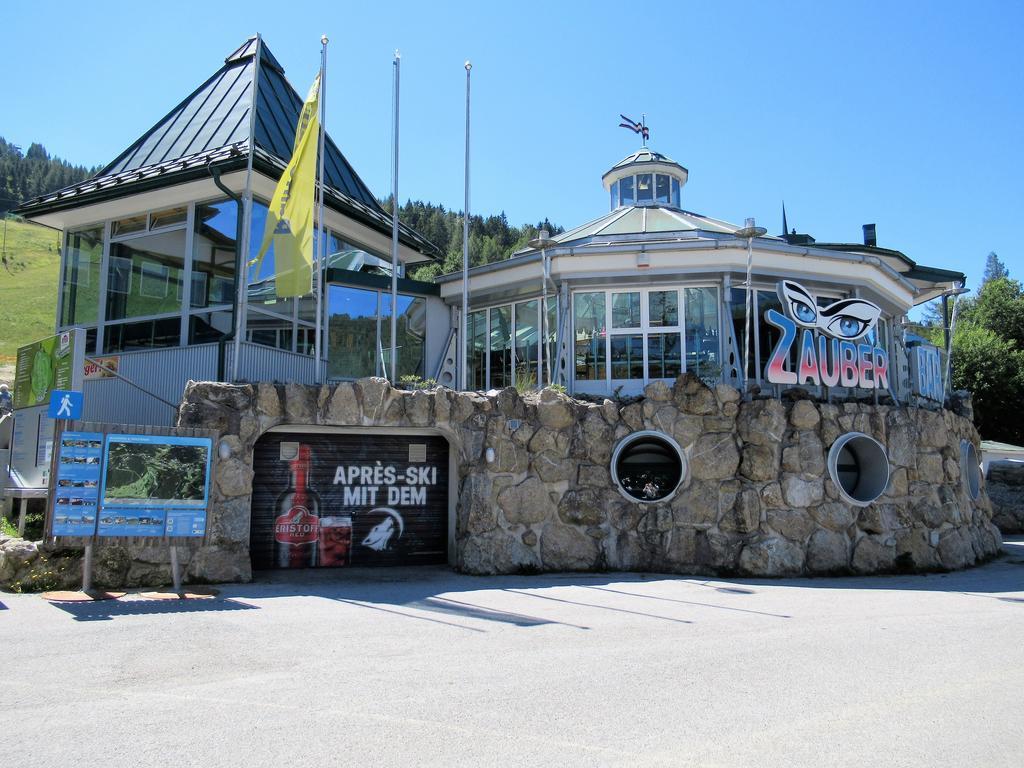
<box><xmin>466</xmin><ymin>297</ymin><xmax>557</xmax><ymax>390</ymax></box>
<box><xmin>61</xmin><ymin>227</ymin><xmax>103</xmax><ymax>326</ymax></box>
<box><xmin>574</xmin><ymin>292</ymin><xmax>606</xmax><ymax>382</ymax></box>
<box><xmin>326</xmin><ymin>285</ymin><xmax>426</xmax><ymax>381</ymax></box>
<box><xmin>574</xmin><ymin>286</ymin><xmax>721</xmax><ymax>391</ymax></box>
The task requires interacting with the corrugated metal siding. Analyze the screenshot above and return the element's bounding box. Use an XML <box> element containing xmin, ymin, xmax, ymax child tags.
<box><xmin>236</xmin><ymin>342</ymin><xmax>324</xmax><ymax>385</ymax></box>
<box><xmin>82</xmin><ymin>344</ymin><xmax>219</xmax><ymax>426</ymax></box>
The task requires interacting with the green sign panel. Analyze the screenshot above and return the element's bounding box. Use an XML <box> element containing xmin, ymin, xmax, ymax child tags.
<box><xmin>13</xmin><ymin>331</ymin><xmax>78</xmax><ymax>410</ymax></box>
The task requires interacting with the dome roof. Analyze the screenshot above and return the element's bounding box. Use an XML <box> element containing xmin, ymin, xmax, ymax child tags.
<box><xmin>602</xmin><ymin>148</ymin><xmax>688</xmax><ymax>184</ymax></box>
<box><xmin>549</xmin><ymin>205</ymin><xmax>745</xmax><ymax>244</ymax></box>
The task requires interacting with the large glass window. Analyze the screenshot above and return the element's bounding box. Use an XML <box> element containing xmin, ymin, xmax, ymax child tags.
<box><xmin>575</xmin><ymin>286</ymin><xmax>721</xmax><ymax>390</ymax></box>
<box><xmin>327</xmin><ymin>286</ymin><xmax>378</xmax><ymax>379</ymax></box>
<box><xmin>489</xmin><ymin>305</ymin><xmax>512</xmax><ymax>389</ymax></box>
<box><xmin>382</xmin><ymin>294</ymin><xmax>426</xmax><ymax>379</ymax></box>
<box><xmin>671</xmin><ymin>178</ymin><xmax>681</xmax><ymax>208</ymax></box>
<box><xmin>106</xmin><ymin>228</ymin><xmax>187</xmax><ymax>321</ymax></box>
<box><xmin>514</xmin><ymin>300</ymin><xmax>540</xmax><ymax>389</ymax></box>
<box><xmin>193</xmin><ymin>201</ymin><xmax>237</xmax><ymax>312</ymax></box>
<box><xmin>468</xmin><ymin>310</ymin><xmax>487</xmax><ymax>390</ymax></box>
<box><xmin>610</xmin><ymin>180</ymin><xmax>619</xmax><ymax>210</ymax></box>
<box><xmin>574</xmin><ymin>292</ymin><xmax>606</xmax><ymax>382</ymax></box>
<box><xmin>61</xmin><ymin>227</ymin><xmax>103</xmax><ymax>326</ymax></box>
<box><xmin>104</xmin><ymin>317</ymin><xmax>181</xmax><ymax>352</ymax></box>
<box><xmin>685</xmin><ymin>287</ymin><xmax>721</xmax><ymax>378</ymax></box>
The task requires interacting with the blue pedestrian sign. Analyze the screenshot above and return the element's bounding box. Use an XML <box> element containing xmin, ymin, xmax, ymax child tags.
<box><xmin>49</xmin><ymin>390</ymin><xmax>83</xmax><ymax>420</ymax></box>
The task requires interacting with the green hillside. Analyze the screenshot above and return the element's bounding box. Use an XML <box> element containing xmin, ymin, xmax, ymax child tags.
<box><xmin>0</xmin><ymin>216</ymin><xmax>61</xmax><ymax>360</ymax></box>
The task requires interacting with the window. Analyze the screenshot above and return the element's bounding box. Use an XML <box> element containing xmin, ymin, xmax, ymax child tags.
<box><xmin>111</xmin><ymin>214</ymin><xmax>146</xmax><ymax>237</ymax></box>
<box><xmin>468</xmin><ymin>310</ymin><xmax>488</xmax><ymax>390</ymax></box>
<box><xmin>150</xmin><ymin>206</ymin><xmax>187</xmax><ymax>229</ymax></box>
<box><xmin>382</xmin><ymin>294</ymin><xmax>426</xmax><ymax>379</ymax></box>
<box><xmin>636</xmin><ymin>174</ymin><xmax>654</xmax><ymax>204</ymax></box>
<box><xmin>647</xmin><ymin>333</ymin><xmax>682</xmax><ymax>379</ymax></box>
<box><xmin>611</xmin><ymin>335</ymin><xmax>644</xmax><ymax>380</ymax></box>
<box><xmin>671</xmin><ymin>178</ymin><xmax>681</xmax><ymax>208</ymax></box>
<box><xmin>611</xmin><ymin>292</ymin><xmax>641</xmax><ymax>328</ymax></box>
<box><xmin>649</xmin><ymin>291</ymin><xmax>678</xmax><ymax>327</ymax></box>
<box><xmin>684</xmin><ymin>287</ymin><xmax>720</xmax><ymax>378</ymax></box>
<box><xmin>610</xmin><ymin>180</ymin><xmax>619</xmax><ymax>209</ymax></box>
<box><xmin>514</xmin><ymin>300</ymin><xmax>540</xmax><ymax>388</ymax></box>
<box><xmin>327</xmin><ymin>286</ymin><xmax>378</xmax><ymax>379</ymax></box>
<box><xmin>574</xmin><ymin>292</ymin><xmax>606</xmax><ymax>382</ymax></box>
<box><xmin>489</xmin><ymin>305</ymin><xmax>512</xmax><ymax>389</ymax></box>
<box><xmin>106</xmin><ymin>228</ymin><xmax>186</xmax><ymax>320</ymax></box>
<box><xmin>104</xmin><ymin>317</ymin><xmax>180</xmax><ymax>351</ymax></box>
<box><xmin>612</xmin><ymin>431</ymin><xmax>686</xmax><ymax>503</ymax></box>
<box><xmin>655</xmin><ymin>174</ymin><xmax>671</xmax><ymax>204</ymax></box>
<box><xmin>619</xmin><ymin>176</ymin><xmax>635</xmax><ymax>206</ymax></box>
<box><xmin>61</xmin><ymin>227</ymin><xmax>103</xmax><ymax>326</ymax></box>
<box><xmin>573</xmin><ymin>286</ymin><xmax>721</xmax><ymax>391</ymax></box>
<box><xmin>193</xmin><ymin>200</ymin><xmax>238</xmax><ymax>310</ymax></box>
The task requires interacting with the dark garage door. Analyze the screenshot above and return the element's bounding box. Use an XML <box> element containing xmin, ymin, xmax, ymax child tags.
<box><xmin>251</xmin><ymin>431</ymin><xmax>449</xmax><ymax>570</ymax></box>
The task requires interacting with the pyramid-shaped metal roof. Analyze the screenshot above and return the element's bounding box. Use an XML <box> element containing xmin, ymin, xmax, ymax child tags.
<box><xmin>17</xmin><ymin>36</ymin><xmax>439</xmax><ymax>258</ymax></box>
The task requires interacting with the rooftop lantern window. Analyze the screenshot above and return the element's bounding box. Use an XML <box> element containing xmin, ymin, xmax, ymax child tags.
<box><xmin>603</xmin><ymin>149</ymin><xmax>688</xmax><ymax>211</ymax></box>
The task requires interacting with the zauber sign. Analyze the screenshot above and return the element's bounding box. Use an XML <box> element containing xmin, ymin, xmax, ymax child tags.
<box><xmin>764</xmin><ymin>280</ymin><xmax>889</xmax><ymax>389</ymax></box>
<box><xmin>909</xmin><ymin>344</ymin><xmax>943</xmax><ymax>401</ymax></box>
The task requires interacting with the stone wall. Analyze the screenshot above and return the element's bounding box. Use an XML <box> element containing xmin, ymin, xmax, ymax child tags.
<box><xmin>176</xmin><ymin>375</ymin><xmax>999</xmax><ymax>580</ymax></box>
<box><xmin>987</xmin><ymin>461</ymin><xmax>1024</xmax><ymax>534</ymax></box>
<box><xmin>0</xmin><ymin>375</ymin><xmax>1003</xmax><ymax>590</ymax></box>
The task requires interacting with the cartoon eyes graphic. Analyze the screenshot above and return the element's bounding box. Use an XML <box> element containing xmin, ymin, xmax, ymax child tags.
<box><xmin>777</xmin><ymin>280</ymin><xmax>881</xmax><ymax>340</ymax></box>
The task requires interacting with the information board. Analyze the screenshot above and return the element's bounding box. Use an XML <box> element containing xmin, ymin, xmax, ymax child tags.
<box><xmin>51</xmin><ymin>431</ymin><xmax>103</xmax><ymax>536</ymax></box>
<box><xmin>13</xmin><ymin>330</ymin><xmax>84</xmax><ymax>410</ymax></box>
<box><xmin>97</xmin><ymin>434</ymin><xmax>212</xmax><ymax>538</ymax></box>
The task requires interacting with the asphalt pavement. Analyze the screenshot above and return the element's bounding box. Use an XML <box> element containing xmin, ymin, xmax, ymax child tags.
<box><xmin>2</xmin><ymin>539</ymin><xmax>1023</xmax><ymax>768</ymax></box>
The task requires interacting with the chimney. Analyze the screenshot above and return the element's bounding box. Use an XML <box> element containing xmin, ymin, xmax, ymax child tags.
<box><xmin>862</xmin><ymin>223</ymin><xmax>877</xmax><ymax>247</ymax></box>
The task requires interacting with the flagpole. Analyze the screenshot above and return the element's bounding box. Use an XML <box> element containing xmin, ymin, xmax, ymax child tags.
<box><xmin>460</xmin><ymin>60</ymin><xmax>472</xmax><ymax>391</ymax></box>
<box><xmin>233</xmin><ymin>33</ymin><xmax>262</xmax><ymax>382</ymax></box>
<box><xmin>315</xmin><ymin>35</ymin><xmax>328</xmax><ymax>385</ymax></box>
<box><xmin>389</xmin><ymin>51</ymin><xmax>401</xmax><ymax>384</ymax></box>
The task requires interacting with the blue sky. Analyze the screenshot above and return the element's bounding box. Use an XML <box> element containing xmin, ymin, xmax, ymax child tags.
<box><xmin>6</xmin><ymin>1</ymin><xmax>1022</xmax><ymax>306</ymax></box>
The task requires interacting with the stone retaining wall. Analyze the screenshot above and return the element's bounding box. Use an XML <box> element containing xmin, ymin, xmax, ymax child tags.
<box><xmin>987</xmin><ymin>461</ymin><xmax>1024</xmax><ymax>534</ymax></box>
<box><xmin>0</xmin><ymin>375</ymin><xmax>1003</xmax><ymax>590</ymax></box>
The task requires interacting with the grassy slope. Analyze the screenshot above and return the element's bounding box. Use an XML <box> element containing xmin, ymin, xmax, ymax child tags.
<box><xmin>0</xmin><ymin>217</ymin><xmax>61</xmax><ymax>361</ymax></box>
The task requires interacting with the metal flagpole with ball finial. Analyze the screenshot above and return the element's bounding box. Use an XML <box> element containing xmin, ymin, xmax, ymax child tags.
<box><xmin>460</xmin><ymin>60</ymin><xmax>472</xmax><ymax>391</ymax></box>
<box><xmin>734</xmin><ymin>218</ymin><xmax>767</xmax><ymax>388</ymax></box>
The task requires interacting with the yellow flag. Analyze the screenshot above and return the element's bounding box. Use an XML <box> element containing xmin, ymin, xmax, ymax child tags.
<box><xmin>253</xmin><ymin>73</ymin><xmax>321</xmax><ymax>298</ymax></box>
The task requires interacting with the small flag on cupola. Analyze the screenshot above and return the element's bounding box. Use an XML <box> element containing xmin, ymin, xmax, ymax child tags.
<box><xmin>619</xmin><ymin>114</ymin><xmax>649</xmax><ymax>142</ymax></box>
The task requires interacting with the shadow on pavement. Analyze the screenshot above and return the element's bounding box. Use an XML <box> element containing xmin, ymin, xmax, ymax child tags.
<box><xmin>48</xmin><ymin>596</ymin><xmax>259</xmax><ymax>622</ymax></box>
<box><xmin>31</xmin><ymin>538</ymin><xmax>1024</xmax><ymax>626</ymax></box>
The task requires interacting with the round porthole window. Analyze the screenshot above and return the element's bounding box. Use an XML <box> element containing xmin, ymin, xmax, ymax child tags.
<box><xmin>961</xmin><ymin>440</ymin><xmax>981</xmax><ymax>501</ymax></box>
<box><xmin>827</xmin><ymin>432</ymin><xmax>890</xmax><ymax>507</ymax></box>
<box><xmin>611</xmin><ymin>430</ymin><xmax>686</xmax><ymax>503</ymax></box>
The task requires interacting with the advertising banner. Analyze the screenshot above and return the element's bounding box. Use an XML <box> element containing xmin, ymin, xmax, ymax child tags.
<box><xmin>83</xmin><ymin>355</ymin><xmax>120</xmax><ymax>380</ymax></box>
<box><xmin>97</xmin><ymin>434</ymin><xmax>213</xmax><ymax>538</ymax></box>
<box><xmin>251</xmin><ymin>432</ymin><xmax>449</xmax><ymax>570</ymax></box>
<box><xmin>52</xmin><ymin>431</ymin><xmax>103</xmax><ymax>536</ymax></box>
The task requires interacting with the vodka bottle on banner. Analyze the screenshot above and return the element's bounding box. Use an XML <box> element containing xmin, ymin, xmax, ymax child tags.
<box><xmin>273</xmin><ymin>444</ymin><xmax>321</xmax><ymax>568</ymax></box>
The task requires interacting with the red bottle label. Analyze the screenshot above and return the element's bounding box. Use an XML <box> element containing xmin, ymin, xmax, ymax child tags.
<box><xmin>274</xmin><ymin>506</ymin><xmax>319</xmax><ymax>544</ymax></box>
